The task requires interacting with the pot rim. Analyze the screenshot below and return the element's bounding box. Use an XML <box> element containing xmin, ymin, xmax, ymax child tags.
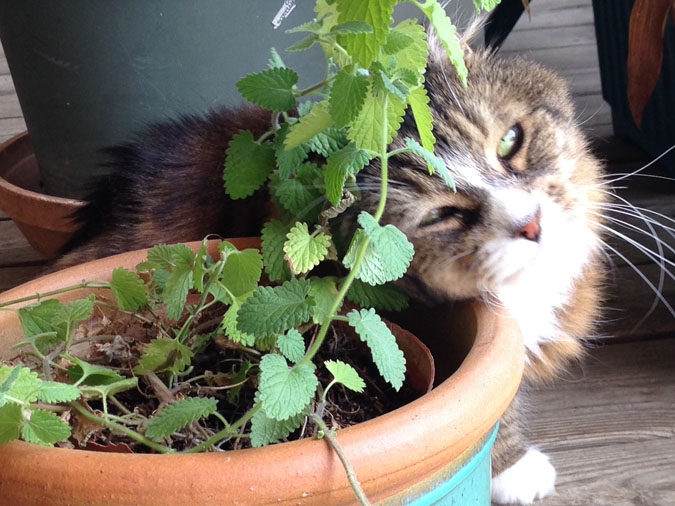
<box><xmin>0</xmin><ymin>238</ymin><xmax>524</xmax><ymax>505</ymax></box>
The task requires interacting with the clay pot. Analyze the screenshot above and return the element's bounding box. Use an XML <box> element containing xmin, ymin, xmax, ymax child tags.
<box><xmin>0</xmin><ymin>238</ymin><xmax>524</xmax><ymax>505</ymax></box>
<box><xmin>0</xmin><ymin>132</ymin><xmax>85</xmax><ymax>257</ymax></box>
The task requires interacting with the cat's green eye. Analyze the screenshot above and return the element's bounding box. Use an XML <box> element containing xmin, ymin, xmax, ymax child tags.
<box><xmin>497</xmin><ymin>124</ymin><xmax>523</xmax><ymax>160</ymax></box>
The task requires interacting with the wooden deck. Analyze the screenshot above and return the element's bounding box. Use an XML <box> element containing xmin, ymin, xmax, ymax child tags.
<box><xmin>2</xmin><ymin>10</ymin><xmax>675</xmax><ymax>505</ymax></box>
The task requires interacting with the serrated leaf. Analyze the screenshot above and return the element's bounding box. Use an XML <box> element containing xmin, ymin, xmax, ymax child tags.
<box><xmin>285</xmin><ymin>101</ymin><xmax>333</xmax><ymax>150</ymax></box>
<box><xmin>305</xmin><ymin>126</ymin><xmax>349</xmax><ymax>157</ymax></box>
<box><xmin>65</xmin><ymin>356</ymin><xmax>126</xmax><ymax>386</ymax></box>
<box><xmin>0</xmin><ymin>403</ymin><xmax>22</xmax><ymax>443</ymax></box>
<box><xmin>324</xmin><ymin>143</ymin><xmax>371</xmax><ymax>206</ymax></box>
<box><xmin>52</xmin><ymin>295</ymin><xmax>95</xmax><ymax>328</ymax></box>
<box><xmin>220</xmin><ymin>245</ymin><xmax>263</xmax><ymax>298</ymax></box>
<box><xmin>346</xmin><ymin>279</ymin><xmax>409</xmax><ymax>311</ymax></box>
<box><xmin>0</xmin><ymin>366</ymin><xmax>41</xmax><ymax>402</ymax></box>
<box><xmin>18</xmin><ymin>299</ymin><xmax>66</xmax><ymax>342</ymax></box>
<box><xmin>343</xmin><ymin>214</ymin><xmax>415</xmax><ymax>285</ymax></box>
<box><xmin>473</xmin><ymin>0</ymin><xmax>501</xmax><ymax>12</ymax></box>
<box><xmin>224</xmin><ymin>130</ymin><xmax>276</xmax><ymax>200</ymax></box>
<box><xmin>383</xmin><ymin>30</ymin><xmax>414</xmax><ymax>54</ymax></box>
<box><xmin>227</xmin><ymin>360</ymin><xmax>253</xmax><ymax>403</ymax></box>
<box><xmin>274</xmin><ymin>176</ymin><xmax>321</xmax><ymax>222</ymax></box>
<box><xmin>268</xmin><ymin>47</ymin><xmax>286</xmax><ymax>69</ymax></box>
<box><xmin>134</xmin><ymin>338</ymin><xmax>193</xmax><ymax>375</ymax></box>
<box><xmin>35</xmin><ymin>381</ymin><xmax>80</xmax><ymax>403</ymax></box>
<box><xmin>373</xmin><ymin>69</ymin><xmax>407</xmax><ymax>101</ymax></box>
<box><xmin>286</xmin><ymin>34</ymin><xmax>319</xmax><ymax>52</ymax></box>
<box><xmin>336</xmin><ymin>0</ymin><xmax>397</xmax><ymax>67</ymax></box>
<box><xmin>325</xmin><ymin>360</ymin><xmax>365</xmax><ymax>392</ymax></box>
<box><xmin>330</xmin><ymin>20</ymin><xmax>374</xmax><ymax>33</ymax></box>
<box><xmin>418</xmin><ymin>2</ymin><xmax>467</xmax><ymax>86</ymax></box>
<box><xmin>261</xmin><ymin>220</ymin><xmax>292</xmax><ymax>282</ymax></box>
<box><xmin>390</xmin><ymin>19</ymin><xmax>428</xmax><ymax>74</ymax></box>
<box><xmin>283</xmin><ymin>223</ymin><xmax>331</xmax><ymax>274</ymax></box>
<box><xmin>277</xmin><ymin>329</ymin><xmax>306</xmax><ymax>363</ymax></box>
<box><xmin>163</xmin><ymin>244</ymin><xmax>195</xmax><ymax>320</ymax></box>
<box><xmin>407</xmin><ymin>86</ymin><xmax>435</xmax><ymax>164</ymax></box>
<box><xmin>236</xmin><ymin>67</ymin><xmax>298</xmax><ymax>111</ymax></box>
<box><xmin>137</xmin><ymin>244</ymin><xmax>175</xmax><ymax>271</ymax></box>
<box><xmin>347</xmin><ymin>308</ymin><xmax>406</xmax><ymax>390</ymax></box>
<box><xmin>21</xmin><ymin>409</ymin><xmax>71</xmax><ymax>446</ymax></box>
<box><xmin>220</xmin><ymin>299</ymin><xmax>255</xmax><ymax>347</ymax></box>
<box><xmin>285</xmin><ymin>19</ymin><xmax>323</xmax><ymax>34</ymax></box>
<box><xmin>237</xmin><ymin>279</ymin><xmax>314</xmax><ymax>338</ymax></box>
<box><xmin>329</xmin><ymin>70</ymin><xmax>370</xmax><ymax>128</ymax></box>
<box><xmin>258</xmin><ymin>354</ymin><xmax>318</xmax><ymax>420</ymax></box>
<box><xmin>145</xmin><ymin>397</ymin><xmax>218</xmax><ymax>439</ymax></box>
<box><xmin>250</xmin><ymin>407</ymin><xmax>306</xmax><ymax>447</ymax></box>
<box><xmin>348</xmin><ymin>88</ymin><xmax>406</xmax><ymax>152</ymax></box>
<box><xmin>309</xmin><ymin>276</ymin><xmax>341</xmax><ymax>325</ymax></box>
<box><xmin>404</xmin><ymin>138</ymin><xmax>455</xmax><ymax>189</ymax></box>
<box><xmin>274</xmin><ymin>123</ymin><xmax>309</xmax><ymax>179</ymax></box>
<box><xmin>109</xmin><ymin>268</ymin><xmax>148</xmax><ymax>311</ymax></box>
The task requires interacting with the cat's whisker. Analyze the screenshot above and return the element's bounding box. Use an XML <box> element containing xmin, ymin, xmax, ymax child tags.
<box><xmin>439</xmin><ymin>249</ymin><xmax>473</xmax><ymax>269</ymax></box>
<box><xmin>599</xmin><ymin>144</ymin><xmax>675</xmax><ymax>185</ymax></box>
<box><xmin>595</xmin><ymin>191</ymin><xmax>675</xmax><ymax>237</ymax></box>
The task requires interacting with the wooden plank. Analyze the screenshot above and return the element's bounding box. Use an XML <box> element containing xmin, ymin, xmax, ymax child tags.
<box><xmin>508</xmin><ymin>5</ymin><xmax>594</xmax><ymax>31</ymax></box>
<box><xmin>500</xmin><ymin>24</ymin><xmax>597</xmax><ymax>52</ymax></box>
<box><xmin>530</xmin><ymin>338</ymin><xmax>675</xmax><ymax>505</ymax></box>
<box><xmin>0</xmin><ymin>264</ymin><xmax>45</xmax><ymax>293</ymax></box>
<box><xmin>0</xmin><ymin>220</ymin><xmax>48</xmax><ymax>266</ymax></box>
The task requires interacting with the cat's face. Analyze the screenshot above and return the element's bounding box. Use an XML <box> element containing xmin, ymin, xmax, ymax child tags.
<box><xmin>358</xmin><ymin>48</ymin><xmax>605</xmax><ymax>305</ymax></box>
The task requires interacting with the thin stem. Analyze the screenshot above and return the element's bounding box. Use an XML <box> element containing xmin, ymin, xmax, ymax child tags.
<box><xmin>0</xmin><ymin>281</ymin><xmax>110</xmax><ymax>309</ymax></box>
<box><xmin>182</xmin><ymin>404</ymin><xmax>261</xmax><ymax>454</ymax></box>
<box><xmin>69</xmin><ymin>401</ymin><xmax>172</xmax><ymax>454</ymax></box>
<box><xmin>295</xmin><ymin>74</ymin><xmax>337</xmax><ymax>98</ymax></box>
<box><xmin>312</xmin><ymin>415</ymin><xmax>372</xmax><ymax>506</ymax></box>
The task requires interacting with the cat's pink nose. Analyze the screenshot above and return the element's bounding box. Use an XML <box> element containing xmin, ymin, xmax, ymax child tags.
<box><xmin>515</xmin><ymin>208</ymin><xmax>541</xmax><ymax>242</ymax></box>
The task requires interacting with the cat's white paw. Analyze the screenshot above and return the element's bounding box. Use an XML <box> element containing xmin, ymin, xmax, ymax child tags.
<box><xmin>491</xmin><ymin>448</ymin><xmax>556</xmax><ymax>505</ymax></box>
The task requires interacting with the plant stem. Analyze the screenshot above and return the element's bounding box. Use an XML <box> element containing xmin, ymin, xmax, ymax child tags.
<box><xmin>69</xmin><ymin>401</ymin><xmax>172</xmax><ymax>454</ymax></box>
<box><xmin>0</xmin><ymin>281</ymin><xmax>110</xmax><ymax>308</ymax></box>
<box><xmin>182</xmin><ymin>403</ymin><xmax>261</xmax><ymax>454</ymax></box>
<box><xmin>295</xmin><ymin>74</ymin><xmax>337</xmax><ymax>98</ymax></box>
<box><xmin>312</xmin><ymin>415</ymin><xmax>372</xmax><ymax>506</ymax></box>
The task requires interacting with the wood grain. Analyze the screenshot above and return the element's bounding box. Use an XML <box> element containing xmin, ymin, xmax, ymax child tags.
<box><xmin>0</xmin><ymin>220</ymin><xmax>48</xmax><ymax>266</ymax></box>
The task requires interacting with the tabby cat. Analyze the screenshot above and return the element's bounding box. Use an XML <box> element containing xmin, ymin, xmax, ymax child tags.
<box><xmin>56</xmin><ymin>32</ymin><xmax>606</xmax><ymax>505</ymax></box>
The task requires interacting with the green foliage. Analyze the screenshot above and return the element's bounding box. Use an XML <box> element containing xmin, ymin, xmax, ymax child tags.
<box><xmin>309</xmin><ymin>277</ymin><xmax>341</xmax><ymax>325</ymax></box>
<box><xmin>324</xmin><ymin>143</ymin><xmax>370</xmax><ymax>205</ymax></box>
<box><xmin>347</xmin><ymin>308</ymin><xmax>406</xmax><ymax>390</ymax></box>
<box><xmin>261</xmin><ymin>220</ymin><xmax>292</xmax><ymax>282</ymax></box>
<box><xmin>276</xmin><ymin>329</ymin><xmax>306</xmax><ymax>363</ymax></box>
<box><xmin>329</xmin><ymin>70</ymin><xmax>370</xmax><ymax>127</ymax></box>
<box><xmin>134</xmin><ymin>338</ymin><xmax>194</xmax><ymax>375</ymax></box>
<box><xmin>220</xmin><ymin>299</ymin><xmax>256</xmax><ymax>346</ymax></box>
<box><xmin>219</xmin><ymin>243</ymin><xmax>263</xmax><ymax>297</ymax></box>
<box><xmin>283</xmin><ymin>222</ymin><xmax>331</xmax><ymax>274</ymax></box>
<box><xmin>336</xmin><ymin>0</ymin><xmax>398</xmax><ymax>67</ymax></box>
<box><xmin>325</xmin><ymin>360</ymin><xmax>365</xmax><ymax>393</ymax></box>
<box><xmin>110</xmin><ymin>268</ymin><xmax>148</xmax><ymax>310</ymax></box>
<box><xmin>258</xmin><ymin>354</ymin><xmax>318</xmax><ymax>420</ymax></box>
<box><xmin>348</xmin><ymin>89</ymin><xmax>406</xmax><ymax>152</ymax></box>
<box><xmin>250</xmin><ymin>407</ymin><xmax>306</xmax><ymax>447</ymax></box>
<box><xmin>224</xmin><ymin>130</ymin><xmax>276</xmax><ymax>199</ymax></box>
<box><xmin>237</xmin><ymin>279</ymin><xmax>314</xmax><ymax>338</ymax></box>
<box><xmin>145</xmin><ymin>397</ymin><xmax>218</xmax><ymax>439</ymax></box>
<box><xmin>21</xmin><ymin>409</ymin><xmax>71</xmax><ymax>446</ymax></box>
<box><xmin>65</xmin><ymin>356</ymin><xmax>126</xmax><ymax>386</ymax></box>
<box><xmin>236</xmin><ymin>67</ymin><xmax>299</xmax><ymax>111</ymax></box>
<box><xmin>285</xmin><ymin>101</ymin><xmax>333</xmax><ymax>150</ymax></box>
<box><xmin>163</xmin><ymin>244</ymin><xmax>195</xmax><ymax>320</ymax></box>
<box><xmin>403</xmin><ymin>137</ymin><xmax>455</xmax><ymax>189</ymax></box>
<box><xmin>473</xmin><ymin>0</ymin><xmax>501</xmax><ymax>12</ymax></box>
<box><xmin>346</xmin><ymin>279</ymin><xmax>408</xmax><ymax>311</ymax></box>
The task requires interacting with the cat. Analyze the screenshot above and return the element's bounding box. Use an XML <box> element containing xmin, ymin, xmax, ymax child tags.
<box><xmin>55</xmin><ymin>32</ymin><xmax>607</xmax><ymax>505</ymax></box>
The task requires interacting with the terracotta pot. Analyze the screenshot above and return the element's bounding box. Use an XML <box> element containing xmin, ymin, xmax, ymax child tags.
<box><xmin>0</xmin><ymin>238</ymin><xmax>524</xmax><ymax>505</ymax></box>
<box><xmin>0</xmin><ymin>132</ymin><xmax>85</xmax><ymax>257</ymax></box>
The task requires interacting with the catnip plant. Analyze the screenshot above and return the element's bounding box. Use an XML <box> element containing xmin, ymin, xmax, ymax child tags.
<box><xmin>0</xmin><ymin>0</ymin><xmax>499</xmax><ymax>503</ymax></box>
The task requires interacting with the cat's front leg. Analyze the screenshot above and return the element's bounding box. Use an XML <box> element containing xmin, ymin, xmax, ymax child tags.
<box><xmin>490</xmin><ymin>392</ymin><xmax>556</xmax><ymax>505</ymax></box>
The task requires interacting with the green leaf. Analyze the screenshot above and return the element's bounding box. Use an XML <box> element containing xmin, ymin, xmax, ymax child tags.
<box><xmin>325</xmin><ymin>360</ymin><xmax>365</xmax><ymax>392</ymax></box>
<box><xmin>81</xmin><ymin>378</ymin><xmax>138</xmax><ymax>400</ymax></box>
<box><xmin>373</xmin><ymin>69</ymin><xmax>407</xmax><ymax>101</ymax></box>
<box><xmin>347</xmin><ymin>308</ymin><xmax>406</xmax><ymax>390</ymax></box>
<box><xmin>261</xmin><ymin>220</ymin><xmax>292</xmax><ymax>282</ymax></box>
<box><xmin>258</xmin><ymin>354</ymin><xmax>318</xmax><ymax>420</ymax></box>
<box><xmin>134</xmin><ymin>338</ymin><xmax>193</xmax><ymax>375</ymax></box>
<box><xmin>276</xmin><ymin>329</ymin><xmax>306</xmax><ymax>363</ymax></box>
<box><xmin>324</xmin><ymin>143</ymin><xmax>369</xmax><ymax>206</ymax></box>
<box><xmin>65</xmin><ymin>356</ymin><xmax>126</xmax><ymax>386</ymax></box>
<box><xmin>407</xmin><ymin>86</ymin><xmax>435</xmax><ymax>165</ymax></box>
<box><xmin>191</xmin><ymin>240</ymin><xmax>210</xmax><ymax>293</ymax></box>
<box><xmin>473</xmin><ymin>0</ymin><xmax>501</xmax><ymax>12</ymax></box>
<box><xmin>329</xmin><ymin>20</ymin><xmax>374</xmax><ymax>33</ymax></box>
<box><xmin>343</xmin><ymin>214</ymin><xmax>415</xmax><ymax>285</ymax></box>
<box><xmin>52</xmin><ymin>295</ymin><xmax>95</xmax><ymax>328</ymax></box>
<box><xmin>236</xmin><ymin>67</ymin><xmax>298</xmax><ymax>111</ymax></box>
<box><xmin>404</xmin><ymin>138</ymin><xmax>455</xmax><ymax>189</ymax></box>
<box><xmin>309</xmin><ymin>276</ymin><xmax>341</xmax><ymax>325</ymax></box>
<box><xmin>18</xmin><ymin>299</ymin><xmax>66</xmax><ymax>342</ymax></box>
<box><xmin>220</xmin><ymin>245</ymin><xmax>263</xmax><ymax>298</ymax></box>
<box><xmin>383</xmin><ymin>30</ymin><xmax>414</xmax><ymax>55</ymax></box>
<box><xmin>137</xmin><ymin>244</ymin><xmax>175</xmax><ymax>271</ymax></box>
<box><xmin>390</xmin><ymin>19</ymin><xmax>428</xmax><ymax>74</ymax></box>
<box><xmin>110</xmin><ymin>268</ymin><xmax>148</xmax><ymax>311</ymax></box>
<box><xmin>305</xmin><ymin>126</ymin><xmax>349</xmax><ymax>157</ymax></box>
<box><xmin>226</xmin><ymin>360</ymin><xmax>253</xmax><ymax>403</ymax></box>
<box><xmin>268</xmin><ymin>47</ymin><xmax>286</xmax><ymax>69</ymax></box>
<box><xmin>287</xmin><ymin>34</ymin><xmax>319</xmax><ymax>53</ymax></box>
<box><xmin>34</xmin><ymin>381</ymin><xmax>80</xmax><ymax>403</ymax></box>
<box><xmin>0</xmin><ymin>366</ymin><xmax>41</xmax><ymax>402</ymax></box>
<box><xmin>274</xmin><ymin>123</ymin><xmax>309</xmax><ymax>179</ymax></box>
<box><xmin>329</xmin><ymin>70</ymin><xmax>369</xmax><ymax>127</ymax></box>
<box><xmin>145</xmin><ymin>397</ymin><xmax>218</xmax><ymax>439</ymax></box>
<box><xmin>0</xmin><ymin>403</ymin><xmax>22</xmax><ymax>443</ymax></box>
<box><xmin>224</xmin><ymin>130</ymin><xmax>276</xmax><ymax>200</ymax></box>
<box><xmin>336</xmin><ymin>0</ymin><xmax>397</xmax><ymax>67</ymax></box>
<box><xmin>21</xmin><ymin>409</ymin><xmax>71</xmax><ymax>446</ymax></box>
<box><xmin>250</xmin><ymin>407</ymin><xmax>306</xmax><ymax>447</ymax></box>
<box><xmin>348</xmin><ymin>88</ymin><xmax>406</xmax><ymax>152</ymax></box>
<box><xmin>237</xmin><ymin>279</ymin><xmax>314</xmax><ymax>338</ymax></box>
<box><xmin>346</xmin><ymin>279</ymin><xmax>409</xmax><ymax>311</ymax></box>
<box><xmin>273</xmin><ymin>163</ymin><xmax>322</xmax><ymax>222</ymax></box>
<box><xmin>418</xmin><ymin>2</ymin><xmax>467</xmax><ymax>86</ymax></box>
<box><xmin>163</xmin><ymin>244</ymin><xmax>195</xmax><ymax>320</ymax></box>
<box><xmin>283</xmin><ymin>222</ymin><xmax>331</xmax><ymax>275</ymax></box>
<box><xmin>285</xmin><ymin>101</ymin><xmax>333</xmax><ymax>150</ymax></box>
<box><xmin>220</xmin><ymin>299</ymin><xmax>255</xmax><ymax>347</ymax></box>
<box><xmin>285</xmin><ymin>19</ymin><xmax>323</xmax><ymax>34</ymax></box>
